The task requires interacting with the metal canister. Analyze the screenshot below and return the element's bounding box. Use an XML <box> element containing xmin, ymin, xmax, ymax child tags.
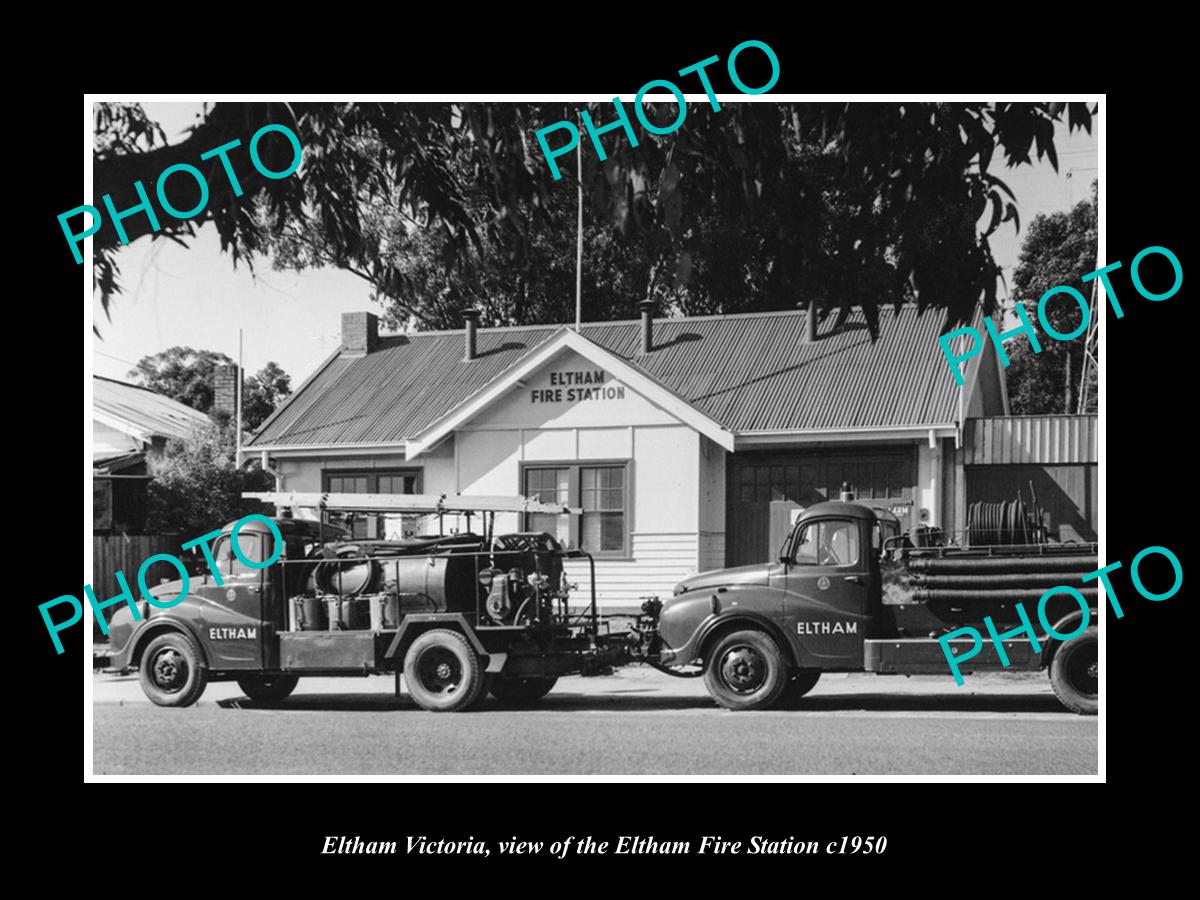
<box><xmin>368</xmin><ymin>592</ymin><xmax>400</xmax><ymax>631</ymax></box>
<box><xmin>326</xmin><ymin>595</ymin><xmax>371</xmax><ymax>630</ymax></box>
<box><xmin>293</xmin><ymin>595</ymin><xmax>328</xmax><ymax>631</ymax></box>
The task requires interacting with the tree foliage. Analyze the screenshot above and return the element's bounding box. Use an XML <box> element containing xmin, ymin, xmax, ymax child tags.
<box><xmin>1005</xmin><ymin>184</ymin><xmax>1098</xmax><ymax>415</ymax></box>
<box><xmin>146</xmin><ymin>419</ymin><xmax>272</xmax><ymax>536</ymax></box>
<box><xmin>129</xmin><ymin>346</ymin><xmax>292</xmax><ymax>430</ymax></box>
<box><xmin>93</xmin><ymin>100</ymin><xmax>1095</xmax><ymax>335</ymax></box>
<box><xmin>242</xmin><ymin>361</ymin><xmax>292</xmax><ymax>431</ymax></box>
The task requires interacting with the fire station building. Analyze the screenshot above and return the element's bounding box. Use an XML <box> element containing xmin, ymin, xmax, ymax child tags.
<box><xmin>246</xmin><ymin>304</ymin><xmax>1010</xmax><ymax>611</ymax></box>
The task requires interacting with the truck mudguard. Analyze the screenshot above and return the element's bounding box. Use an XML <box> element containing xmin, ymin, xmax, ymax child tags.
<box><xmin>114</xmin><ymin>616</ymin><xmax>210</xmax><ymax>671</ymax></box>
<box><xmin>384</xmin><ymin>613</ymin><xmax>488</xmax><ymax>660</ymax></box>
<box><xmin>687</xmin><ymin>609</ymin><xmax>801</xmax><ymax>669</ymax></box>
<box><xmin>1041</xmin><ymin>607</ymin><xmax>1098</xmax><ymax>667</ymax></box>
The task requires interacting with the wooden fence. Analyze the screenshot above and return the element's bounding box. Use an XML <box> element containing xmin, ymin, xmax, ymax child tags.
<box><xmin>92</xmin><ymin>534</ymin><xmax>183</xmax><ymax>641</ymax></box>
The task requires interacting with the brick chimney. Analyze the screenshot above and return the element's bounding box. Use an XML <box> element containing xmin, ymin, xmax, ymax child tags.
<box><xmin>804</xmin><ymin>299</ymin><xmax>818</xmax><ymax>343</ymax></box>
<box><xmin>638</xmin><ymin>300</ymin><xmax>656</xmax><ymax>355</ymax></box>
<box><xmin>463</xmin><ymin>309</ymin><xmax>480</xmax><ymax>361</ymax></box>
<box><xmin>213</xmin><ymin>363</ymin><xmax>239</xmax><ymax>419</ymax></box>
<box><xmin>341</xmin><ymin>312</ymin><xmax>379</xmax><ymax>357</ymax></box>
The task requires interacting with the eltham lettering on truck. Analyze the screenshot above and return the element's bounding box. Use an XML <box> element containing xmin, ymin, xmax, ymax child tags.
<box><xmin>939</xmin><ymin>245</ymin><xmax>1183</xmax><ymax>387</ymax></box>
<box><xmin>534</xmin><ymin>39</ymin><xmax>780</xmax><ymax>181</ymax></box>
<box><xmin>58</xmin><ymin>123</ymin><xmax>303</xmax><ymax>265</ymax></box>
<box><xmin>38</xmin><ymin>513</ymin><xmax>283</xmax><ymax>654</ymax></box>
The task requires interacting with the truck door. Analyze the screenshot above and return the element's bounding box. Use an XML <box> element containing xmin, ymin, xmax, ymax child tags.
<box><xmin>782</xmin><ymin>517</ymin><xmax>869</xmax><ymax>668</ymax></box>
<box><xmin>193</xmin><ymin>531</ymin><xmax>266</xmax><ymax>670</ymax></box>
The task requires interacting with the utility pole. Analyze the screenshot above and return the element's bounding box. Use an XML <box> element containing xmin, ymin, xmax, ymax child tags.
<box><xmin>236</xmin><ymin>328</ymin><xmax>244</xmax><ymax>465</ymax></box>
<box><xmin>1077</xmin><ymin>264</ymin><xmax>1099</xmax><ymax>413</ymax></box>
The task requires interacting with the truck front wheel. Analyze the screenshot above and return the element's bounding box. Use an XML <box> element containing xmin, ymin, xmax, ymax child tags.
<box><xmin>703</xmin><ymin>629</ymin><xmax>789</xmax><ymax>711</ymax></box>
<box><xmin>236</xmin><ymin>673</ymin><xmax>300</xmax><ymax>703</ymax></box>
<box><xmin>1049</xmin><ymin>626</ymin><xmax>1098</xmax><ymax>715</ymax></box>
<box><xmin>139</xmin><ymin>631</ymin><xmax>208</xmax><ymax>708</ymax></box>
<box><xmin>403</xmin><ymin>629</ymin><xmax>485</xmax><ymax>712</ymax></box>
<box><xmin>776</xmin><ymin>670</ymin><xmax>822</xmax><ymax>708</ymax></box>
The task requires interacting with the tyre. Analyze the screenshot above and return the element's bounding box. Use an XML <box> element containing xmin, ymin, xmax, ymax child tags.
<box><xmin>490</xmin><ymin>675</ymin><xmax>557</xmax><ymax>704</ymax></box>
<box><xmin>1049</xmin><ymin>626</ymin><xmax>1098</xmax><ymax>715</ymax></box>
<box><xmin>703</xmin><ymin>629</ymin><xmax>789</xmax><ymax>711</ymax></box>
<box><xmin>139</xmin><ymin>631</ymin><xmax>208</xmax><ymax>708</ymax></box>
<box><xmin>236</xmin><ymin>673</ymin><xmax>300</xmax><ymax>703</ymax></box>
<box><xmin>467</xmin><ymin>674</ymin><xmax>495</xmax><ymax>709</ymax></box>
<box><xmin>403</xmin><ymin>629</ymin><xmax>485</xmax><ymax>712</ymax></box>
<box><xmin>776</xmin><ymin>669</ymin><xmax>822</xmax><ymax>708</ymax></box>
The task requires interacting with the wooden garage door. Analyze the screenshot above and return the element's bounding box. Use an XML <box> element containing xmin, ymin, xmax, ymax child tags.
<box><xmin>727</xmin><ymin>449</ymin><xmax>915</xmax><ymax>567</ymax></box>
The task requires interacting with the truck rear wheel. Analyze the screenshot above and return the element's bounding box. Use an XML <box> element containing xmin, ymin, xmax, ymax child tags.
<box><xmin>703</xmin><ymin>629</ymin><xmax>788</xmax><ymax>711</ymax></box>
<box><xmin>139</xmin><ymin>631</ymin><xmax>207</xmax><ymax>708</ymax></box>
<box><xmin>403</xmin><ymin>629</ymin><xmax>484</xmax><ymax>712</ymax></box>
<box><xmin>490</xmin><ymin>675</ymin><xmax>557</xmax><ymax>704</ymax></box>
<box><xmin>1049</xmin><ymin>626</ymin><xmax>1098</xmax><ymax>715</ymax></box>
<box><xmin>236</xmin><ymin>673</ymin><xmax>300</xmax><ymax>703</ymax></box>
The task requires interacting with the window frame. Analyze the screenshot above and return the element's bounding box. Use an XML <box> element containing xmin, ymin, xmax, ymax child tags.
<box><xmin>321</xmin><ymin>469</ymin><xmax>423</xmax><ymax>495</ymax></box>
<box><xmin>519</xmin><ymin>459</ymin><xmax>632</xmax><ymax>560</ymax></box>
<box><xmin>321</xmin><ymin>468</ymin><xmax>424</xmax><ymax>539</ymax></box>
<box><xmin>211</xmin><ymin>533</ymin><xmax>265</xmax><ymax>578</ymax></box>
<box><xmin>788</xmin><ymin>517</ymin><xmax>861</xmax><ymax>569</ymax></box>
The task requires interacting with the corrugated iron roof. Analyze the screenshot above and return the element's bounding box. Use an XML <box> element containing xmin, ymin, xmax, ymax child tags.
<box><xmin>94</xmin><ymin>376</ymin><xmax>212</xmax><ymax>443</ymax></box>
<box><xmin>963</xmin><ymin>415</ymin><xmax>1097</xmax><ymax>465</ymax></box>
<box><xmin>250</xmin><ymin>305</ymin><xmax>974</xmax><ymax>448</ymax></box>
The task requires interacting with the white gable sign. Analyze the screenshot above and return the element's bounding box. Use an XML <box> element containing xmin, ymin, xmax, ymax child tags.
<box><xmin>530</xmin><ymin>368</ymin><xmax>627</xmax><ymax>404</ymax></box>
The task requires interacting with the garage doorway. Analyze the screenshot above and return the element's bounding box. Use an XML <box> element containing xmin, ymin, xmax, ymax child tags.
<box><xmin>726</xmin><ymin>448</ymin><xmax>916</xmax><ymax>566</ymax></box>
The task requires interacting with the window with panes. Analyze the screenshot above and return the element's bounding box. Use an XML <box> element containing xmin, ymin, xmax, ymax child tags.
<box><xmin>322</xmin><ymin>469</ymin><xmax>422</xmax><ymax>539</ymax></box>
<box><xmin>522</xmin><ymin>462</ymin><xmax>629</xmax><ymax>557</ymax></box>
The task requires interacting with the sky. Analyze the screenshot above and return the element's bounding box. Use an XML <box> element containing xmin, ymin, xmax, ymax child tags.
<box><xmin>90</xmin><ymin>103</ymin><xmax>1099</xmax><ymax>386</ymax></box>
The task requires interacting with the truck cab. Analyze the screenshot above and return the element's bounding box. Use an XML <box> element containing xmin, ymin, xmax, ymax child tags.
<box><xmin>105</xmin><ymin>518</ymin><xmax>346</xmax><ymax>701</ymax></box>
<box><xmin>655</xmin><ymin>500</ymin><xmax>879</xmax><ymax>709</ymax></box>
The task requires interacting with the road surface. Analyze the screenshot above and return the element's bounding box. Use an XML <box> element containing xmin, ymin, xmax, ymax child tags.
<box><xmin>91</xmin><ymin>667</ymin><xmax>1098</xmax><ymax>776</ymax></box>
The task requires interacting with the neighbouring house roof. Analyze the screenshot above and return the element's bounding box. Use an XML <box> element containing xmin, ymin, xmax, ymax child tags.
<box><xmin>93</xmin><ymin>376</ymin><xmax>211</xmax><ymax>453</ymax></box>
<box><xmin>93</xmin><ymin>450</ymin><xmax>149</xmax><ymax>475</ymax></box>
<box><xmin>249</xmin><ymin>305</ymin><xmax>990</xmax><ymax>451</ymax></box>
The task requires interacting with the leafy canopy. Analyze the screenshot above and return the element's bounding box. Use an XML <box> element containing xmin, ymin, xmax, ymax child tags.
<box><xmin>129</xmin><ymin>346</ymin><xmax>292</xmax><ymax>430</ymax></box>
<box><xmin>146</xmin><ymin>418</ymin><xmax>272</xmax><ymax>536</ymax></box>
<box><xmin>1004</xmin><ymin>183</ymin><xmax>1098</xmax><ymax>415</ymax></box>
<box><xmin>93</xmin><ymin>101</ymin><xmax>1095</xmax><ymax>336</ymax></box>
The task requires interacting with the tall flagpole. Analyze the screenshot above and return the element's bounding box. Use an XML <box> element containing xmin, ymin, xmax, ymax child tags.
<box><xmin>575</xmin><ymin>137</ymin><xmax>583</xmax><ymax>332</ymax></box>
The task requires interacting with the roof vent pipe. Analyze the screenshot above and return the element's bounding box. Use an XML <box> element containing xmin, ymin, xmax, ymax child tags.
<box><xmin>638</xmin><ymin>300</ymin><xmax>655</xmax><ymax>354</ymax></box>
<box><xmin>463</xmin><ymin>309</ymin><xmax>481</xmax><ymax>361</ymax></box>
<box><xmin>805</xmin><ymin>299</ymin><xmax>818</xmax><ymax>343</ymax></box>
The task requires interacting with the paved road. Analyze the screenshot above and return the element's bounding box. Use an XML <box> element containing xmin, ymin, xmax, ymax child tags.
<box><xmin>92</xmin><ymin>667</ymin><xmax>1097</xmax><ymax>776</ymax></box>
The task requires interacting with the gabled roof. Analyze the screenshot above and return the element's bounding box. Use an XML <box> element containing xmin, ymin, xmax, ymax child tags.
<box><xmin>93</xmin><ymin>376</ymin><xmax>212</xmax><ymax>444</ymax></box>
<box><xmin>406</xmin><ymin>328</ymin><xmax>736</xmax><ymax>456</ymax></box>
<box><xmin>249</xmin><ymin>305</ymin><xmax>983</xmax><ymax>450</ymax></box>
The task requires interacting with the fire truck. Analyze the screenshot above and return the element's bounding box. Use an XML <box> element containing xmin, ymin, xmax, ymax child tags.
<box><xmin>644</xmin><ymin>489</ymin><xmax>1100</xmax><ymax>714</ymax></box>
<box><xmin>105</xmin><ymin>489</ymin><xmax>1099</xmax><ymax>715</ymax></box>
<box><xmin>103</xmin><ymin>493</ymin><xmax>629</xmax><ymax>711</ymax></box>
